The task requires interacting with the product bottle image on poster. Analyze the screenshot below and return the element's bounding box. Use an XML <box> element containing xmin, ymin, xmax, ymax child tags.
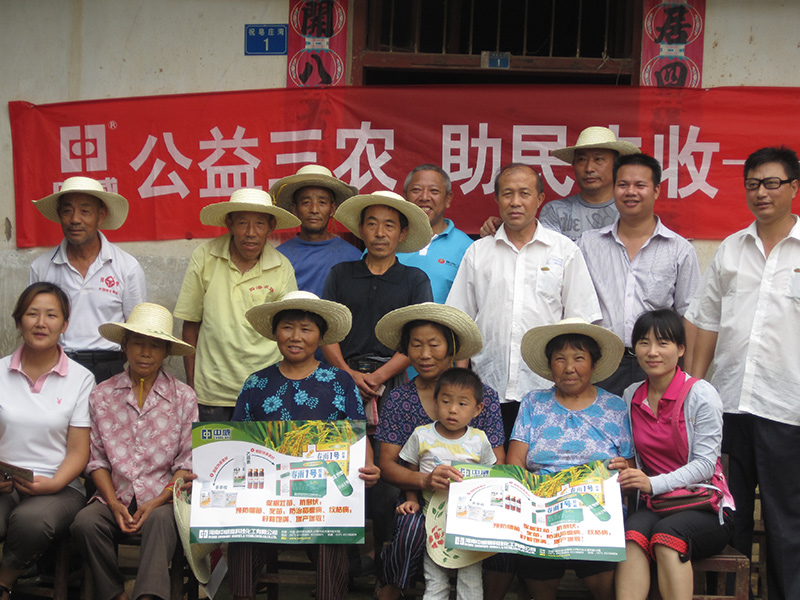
<box><xmin>325</xmin><ymin>461</ymin><xmax>353</xmax><ymax>496</ymax></box>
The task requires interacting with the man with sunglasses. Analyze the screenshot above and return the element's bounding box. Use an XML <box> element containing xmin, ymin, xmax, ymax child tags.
<box><xmin>687</xmin><ymin>146</ymin><xmax>800</xmax><ymax>600</ymax></box>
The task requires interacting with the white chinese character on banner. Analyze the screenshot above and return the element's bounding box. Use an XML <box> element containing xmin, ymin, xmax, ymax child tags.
<box><xmin>268</xmin><ymin>129</ymin><xmax>324</xmax><ymax>187</ymax></box>
<box><xmin>129</xmin><ymin>133</ymin><xmax>192</xmax><ymax>198</ymax></box>
<box><xmin>443</xmin><ymin>123</ymin><xmax>501</xmax><ymax>195</ymax></box>
<box><xmin>60</xmin><ymin>124</ymin><xmax>107</xmax><ymax>173</ymax></box>
<box><xmin>334</xmin><ymin>121</ymin><xmax>396</xmax><ymax>189</ymax></box>
<box><xmin>198</xmin><ymin>126</ymin><xmax>261</xmax><ymax>197</ymax></box>
<box><xmin>654</xmin><ymin>125</ymin><xmax>719</xmax><ymax>199</ymax></box>
<box><xmin>512</xmin><ymin>126</ymin><xmax>572</xmax><ymax>198</ymax></box>
<box><xmin>51</xmin><ymin>176</ymin><xmax>119</xmax><ymax>194</ymax></box>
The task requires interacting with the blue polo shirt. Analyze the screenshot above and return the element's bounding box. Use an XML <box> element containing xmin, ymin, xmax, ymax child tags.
<box><xmin>277</xmin><ymin>235</ymin><xmax>362</xmax><ymax>297</ymax></box>
<box><xmin>396</xmin><ymin>219</ymin><xmax>474</xmax><ymax>304</ymax></box>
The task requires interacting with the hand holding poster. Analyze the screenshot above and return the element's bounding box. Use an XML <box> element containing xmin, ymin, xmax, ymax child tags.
<box><xmin>191</xmin><ymin>420</ymin><xmax>366</xmax><ymax>544</ymax></box>
<box><xmin>444</xmin><ymin>460</ymin><xmax>625</xmax><ymax>561</ymax></box>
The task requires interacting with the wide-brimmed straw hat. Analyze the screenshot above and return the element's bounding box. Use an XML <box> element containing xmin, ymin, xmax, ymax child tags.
<box><xmin>245</xmin><ymin>291</ymin><xmax>352</xmax><ymax>345</ymax></box>
<box><xmin>333</xmin><ymin>191</ymin><xmax>433</xmax><ymax>253</ymax></box>
<box><xmin>33</xmin><ymin>176</ymin><xmax>130</xmax><ymax>230</ymax></box>
<box><xmin>551</xmin><ymin>126</ymin><xmax>641</xmax><ymax>164</ymax></box>
<box><xmin>199</xmin><ymin>188</ymin><xmax>300</xmax><ymax>230</ymax></box>
<box><xmin>425</xmin><ymin>489</ymin><xmax>495</xmax><ymax>568</ymax></box>
<box><xmin>98</xmin><ymin>303</ymin><xmax>195</xmax><ymax>356</ymax></box>
<box><xmin>520</xmin><ymin>318</ymin><xmax>624</xmax><ymax>383</ymax></box>
<box><xmin>173</xmin><ymin>478</ymin><xmax>218</xmax><ymax>584</ymax></box>
<box><xmin>375</xmin><ymin>303</ymin><xmax>482</xmax><ymax>362</ymax></box>
<box><xmin>269</xmin><ymin>165</ymin><xmax>359</xmax><ymax>212</ymax></box>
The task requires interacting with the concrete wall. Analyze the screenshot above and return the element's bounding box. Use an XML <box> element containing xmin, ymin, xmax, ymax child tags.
<box><xmin>1</xmin><ymin>0</ymin><xmax>798</xmax><ymax>361</ymax></box>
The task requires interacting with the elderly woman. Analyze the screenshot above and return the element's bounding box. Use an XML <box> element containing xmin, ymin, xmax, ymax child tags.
<box><xmin>373</xmin><ymin>303</ymin><xmax>505</xmax><ymax>600</ymax></box>
<box><xmin>70</xmin><ymin>303</ymin><xmax>197</xmax><ymax>600</ymax></box>
<box><xmin>485</xmin><ymin>318</ymin><xmax>633</xmax><ymax>600</ymax></box>
<box><xmin>229</xmin><ymin>290</ymin><xmax>379</xmax><ymax>600</ymax></box>
<box><xmin>0</xmin><ymin>283</ymin><xmax>93</xmax><ymax>599</ymax></box>
<box><xmin>610</xmin><ymin>310</ymin><xmax>734</xmax><ymax>600</ymax></box>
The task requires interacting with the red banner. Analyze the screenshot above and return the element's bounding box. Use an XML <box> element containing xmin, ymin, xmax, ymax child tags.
<box><xmin>9</xmin><ymin>84</ymin><xmax>800</xmax><ymax>248</ymax></box>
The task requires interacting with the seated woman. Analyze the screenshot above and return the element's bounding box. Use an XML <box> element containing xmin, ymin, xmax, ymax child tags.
<box><xmin>229</xmin><ymin>291</ymin><xmax>380</xmax><ymax>600</ymax></box>
<box><xmin>0</xmin><ymin>283</ymin><xmax>93</xmax><ymax>599</ymax></box>
<box><xmin>486</xmin><ymin>317</ymin><xmax>632</xmax><ymax>600</ymax></box>
<box><xmin>70</xmin><ymin>302</ymin><xmax>197</xmax><ymax>600</ymax></box>
<box><xmin>610</xmin><ymin>309</ymin><xmax>734</xmax><ymax>600</ymax></box>
<box><xmin>373</xmin><ymin>303</ymin><xmax>505</xmax><ymax>600</ymax></box>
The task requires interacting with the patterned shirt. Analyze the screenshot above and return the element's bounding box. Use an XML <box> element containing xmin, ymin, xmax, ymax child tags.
<box><xmin>539</xmin><ymin>193</ymin><xmax>619</xmax><ymax>241</ymax></box>
<box><xmin>375</xmin><ymin>380</ymin><xmax>505</xmax><ymax>449</ymax></box>
<box><xmin>511</xmin><ymin>387</ymin><xmax>633</xmax><ymax>475</ymax></box>
<box><xmin>233</xmin><ymin>363</ymin><xmax>364</xmax><ymax>422</ymax></box>
<box><xmin>87</xmin><ymin>368</ymin><xmax>197</xmax><ymax>506</ymax></box>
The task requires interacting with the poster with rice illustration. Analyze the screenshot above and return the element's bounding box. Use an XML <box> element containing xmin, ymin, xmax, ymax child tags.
<box><xmin>442</xmin><ymin>460</ymin><xmax>626</xmax><ymax>561</ymax></box>
<box><xmin>190</xmin><ymin>420</ymin><xmax>366</xmax><ymax>544</ymax></box>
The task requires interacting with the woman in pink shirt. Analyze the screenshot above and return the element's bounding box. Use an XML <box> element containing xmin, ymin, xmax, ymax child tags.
<box><xmin>610</xmin><ymin>309</ymin><xmax>734</xmax><ymax>600</ymax></box>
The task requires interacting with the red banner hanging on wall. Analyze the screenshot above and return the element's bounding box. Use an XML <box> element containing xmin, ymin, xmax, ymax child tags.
<box><xmin>9</xmin><ymin>84</ymin><xmax>800</xmax><ymax>248</ymax></box>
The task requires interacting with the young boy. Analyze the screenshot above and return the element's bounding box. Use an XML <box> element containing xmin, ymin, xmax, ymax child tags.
<box><xmin>397</xmin><ymin>368</ymin><xmax>497</xmax><ymax>600</ymax></box>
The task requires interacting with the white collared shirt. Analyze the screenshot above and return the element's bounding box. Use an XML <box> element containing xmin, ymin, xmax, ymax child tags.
<box><xmin>446</xmin><ymin>222</ymin><xmax>601</xmax><ymax>402</ymax></box>
<box><xmin>29</xmin><ymin>232</ymin><xmax>147</xmax><ymax>352</ymax></box>
<box><xmin>578</xmin><ymin>217</ymin><xmax>701</xmax><ymax>345</ymax></box>
<box><xmin>686</xmin><ymin>216</ymin><xmax>800</xmax><ymax>426</ymax></box>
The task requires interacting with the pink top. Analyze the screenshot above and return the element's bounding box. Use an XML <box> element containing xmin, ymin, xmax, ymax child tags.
<box><xmin>10</xmin><ymin>345</ymin><xmax>69</xmax><ymax>393</ymax></box>
<box><xmin>630</xmin><ymin>367</ymin><xmax>687</xmax><ymax>477</ymax></box>
<box><xmin>86</xmin><ymin>368</ymin><xmax>198</xmax><ymax>506</ymax></box>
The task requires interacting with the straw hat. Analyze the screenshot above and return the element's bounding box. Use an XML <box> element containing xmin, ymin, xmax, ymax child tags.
<box><xmin>245</xmin><ymin>291</ymin><xmax>352</xmax><ymax>345</ymax></box>
<box><xmin>269</xmin><ymin>165</ymin><xmax>358</xmax><ymax>211</ymax></box>
<box><xmin>98</xmin><ymin>303</ymin><xmax>195</xmax><ymax>356</ymax></box>
<box><xmin>375</xmin><ymin>303</ymin><xmax>482</xmax><ymax>362</ymax></box>
<box><xmin>551</xmin><ymin>127</ymin><xmax>641</xmax><ymax>164</ymax></box>
<box><xmin>173</xmin><ymin>478</ymin><xmax>218</xmax><ymax>584</ymax></box>
<box><xmin>199</xmin><ymin>188</ymin><xmax>301</xmax><ymax>230</ymax></box>
<box><xmin>333</xmin><ymin>191</ymin><xmax>433</xmax><ymax>253</ymax></box>
<box><xmin>425</xmin><ymin>489</ymin><xmax>495</xmax><ymax>568</ymax></box>
<box><xmin>33</xmin><ymin>176</ymin><xmax>130</xmax><ymax>230</ymax></box>
<box><xmin>520</xmin><ymin>318</ymin><xmax>624</xmax><ymax>384</ymax></box>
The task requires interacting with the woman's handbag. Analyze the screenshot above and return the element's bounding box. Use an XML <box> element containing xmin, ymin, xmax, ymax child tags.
<box><xmin>644</xmin><ymin>377</ymin><xmax>724</xmax><ymax>516</ymax></box>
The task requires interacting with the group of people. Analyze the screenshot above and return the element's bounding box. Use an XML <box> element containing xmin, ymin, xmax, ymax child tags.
<box><xmin>0</xmin><ymin>126</ymin><xmax>797</xmax><ymax>600</ymax></box>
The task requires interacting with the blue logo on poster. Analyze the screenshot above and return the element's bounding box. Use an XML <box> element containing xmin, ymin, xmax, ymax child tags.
<box><xmin>245</xmin><ymin>24</ymin><xmax>288</xmax><ymax>56</ymax></box>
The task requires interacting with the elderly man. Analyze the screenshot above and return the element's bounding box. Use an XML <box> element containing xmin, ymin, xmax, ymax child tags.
<box><xmin>447</xmin><ymin>164</ymin><xmax>601</xmax><ymax>442</ymax></box>
<box><xmin>30</xmin><ymin>176</ymin><xmax>147</xmax><ymax>382</ymax></box>
<box><xmin>271</xmin><ymin>165</ymin><xmax>361</xmax><ymax>296</ymax></box>
<box><xmin>396</xmin><ymin>165</ymin><xmax>474</xmax><ymax>304</ymax></box>
<box><xmin>687</xmin><ymin>146</ymin><xmax>800</xmax><ymax>600</ymax></box>
<box><xmin>480</xmin><ymin>127</ymin><xmax>640</xmax><ymax>241</ymax></box>
<box><xmin>174</xmin><ymin>188</ymin><xmax>299</xmax><ymax>422</ymax></box>
<box><xmin>577</xmin><ymin>153</ymin><xmax>701</xmax><ymax>395</ymax></box>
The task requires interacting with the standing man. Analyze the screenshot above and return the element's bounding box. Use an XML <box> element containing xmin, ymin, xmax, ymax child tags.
<box><xmin>578</xmin><ymin>153</ymin><xmax>701</xmax><ymax>395</ymax></box>
<box><xmin>687</xmin><ymin>146</ymin><xmax>800</xmax><ymax>600</ymax></box>
<box><xmin>480</xmin><ymin>127</ymin><xmax>640</xmax><ymax>240</ymax></box>
<box><xmin>30</xmin><ymin>176</ymin><xmax>147</xmax><ymax>382</ymax></box>
<box><xmin>446</xmin><ymin>164</ymin><xmax>601</xmax><ymax>442</ymax></box>
<box><xmin>174</xmin><ymin>188</ymin><xmax>299</xmax><ymax>422</ymax></box>
<box><xmin>397</xmin><ymin>165</ymin><xmax>474</xmax><ymax>303</ymax></box>
<box><xmin>271</xmin><ymin>165</ymin><xmax>361</xmax><ymax>296</ymax></box>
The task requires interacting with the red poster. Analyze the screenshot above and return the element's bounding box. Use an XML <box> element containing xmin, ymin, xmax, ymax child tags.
<box><xmin>286</xmin><ymin>0</ymin><xmax>348</xmax><ymax>88</ymax></box>
<box><xmin>641</xmin><ymin>0</ymin><xmax>705</xmax><ymax>87</ymax></box>
<box><xmin>9</xmin><ymin>84</ymin><xmax>800</xmax><ymax>248</ymax></box>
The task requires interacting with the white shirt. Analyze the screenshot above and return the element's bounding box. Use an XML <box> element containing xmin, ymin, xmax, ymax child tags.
<box><xmin>29</xmin><ymin>232</ymin><xmax>147</xmax><ymax>352</ymax></box>
<box><xmin>446</xmin><ymin>222</ymin><xmax>601</xmax><ymax>402</ymax></box>
<box><xmin>578</xmin><ymin>217</ymin><xmax>701</xmax><ymax>346</ymax></box>
<box><xmin>685</xmin><ymin>217</ymin><xmax>800</xmax><ymax>426</ymax></box>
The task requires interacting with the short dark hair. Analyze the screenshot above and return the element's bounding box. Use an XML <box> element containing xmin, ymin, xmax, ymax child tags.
<box><xmin>359</xmin><ymin>205</ymin><xmax>409</xmax><ymax>230</ymax></box>
<box><xmin>631</xmin><ymin>309</ymin><xmax>686</xmax><ymax>348</ymax></box>
<box><xmin>613</xmin><ymin>153</ymin><xmax>662</xmax><ymax>186</ymax></box>
<box><xmin>398</xmin><ymin>320</ymin><xmax>459</xmax><ymax>357</ymax></box>
<box><xmin>434</xmin><ymin>367</ymin><xmax>483</xmax><ymax>405</ymax></box>
<box><xmin>272</xmin><ymin>309</ymin><xmax>329</xmax><ymax>339</ymax></box>
<box><xmin>493</xmin><ymin>163</ymin><xmax>544</xmax><ymax>197</ymax></box>
<box><xmin>743</xmin><ymin>146</ymin><xmax>800</xmax><ymax>182</ymax></box>
<box><xmin>13</xmin><ymin>282</ymin><xmax>71</xmax><ymax>325</ymax></box>
<box><xmin>544</xmin><ymin>333</ymin><xmax>602</xmax><ymax>368</ymax></box>
<box><xmin>403</xmin><ymin>165</ymin><xmax>452</xmax><ymax>195</ymax></box>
